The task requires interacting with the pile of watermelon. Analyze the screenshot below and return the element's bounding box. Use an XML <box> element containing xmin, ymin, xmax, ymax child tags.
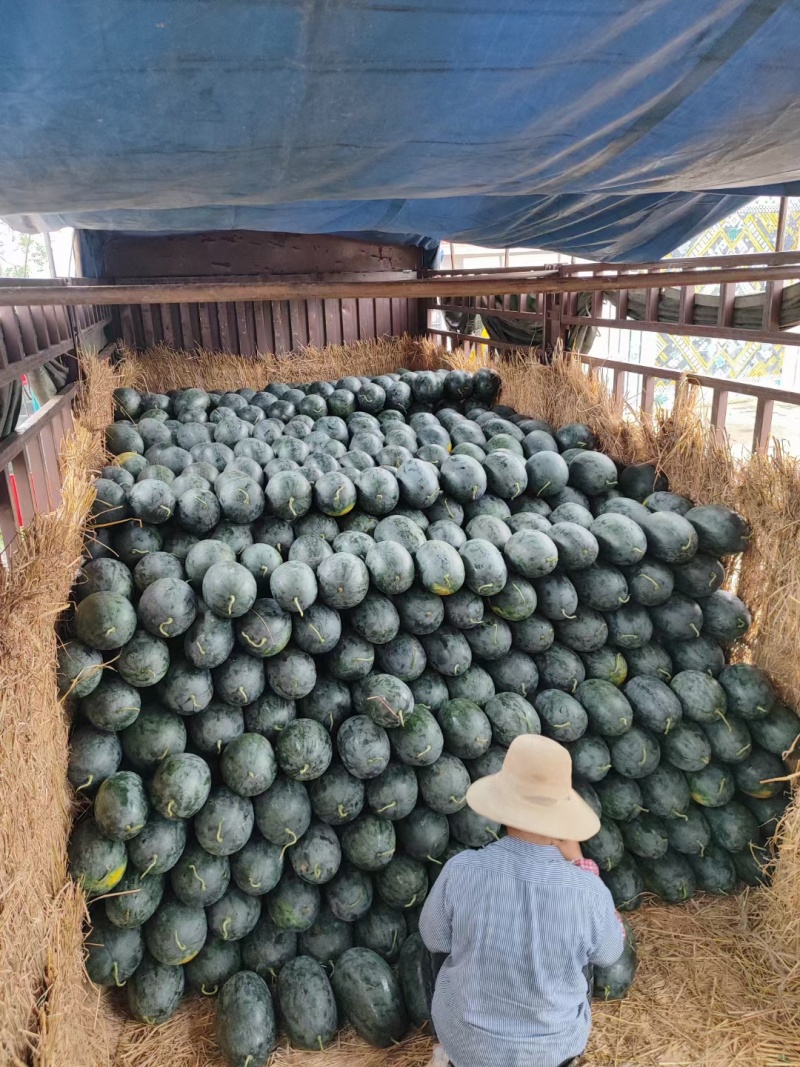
<box><xmin>60</xmin><ymin>366</ymin><xmax>796</xmax><ymax>1064</ymax></box>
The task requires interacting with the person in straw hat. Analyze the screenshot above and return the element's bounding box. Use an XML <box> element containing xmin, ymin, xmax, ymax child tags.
<box><xmin>419</xmin><ymin>734</ymin><xmax>625</xmax><ymax>1067</ymax></box>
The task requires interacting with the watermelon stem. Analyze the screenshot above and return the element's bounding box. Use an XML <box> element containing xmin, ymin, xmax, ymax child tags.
<box><xmin>536</xmin><ymin>480</ymin><xmax>551</xmax><ymax>497</ymax></box>
<box><xmin>158</xmin><ymin>618</ymin><xmax>174</xmax><ymax>638</ymax></box>
<box><xmin>112</xmin><ymin>962</ymin><xmax>126</xmax><ymax>988</ymax></box>
<box><xmin>427</xmin><ymin>855</ymin><xmax>443</xmax><ymax>865</ymax></box>
<box><xmin>414</xmin><ymin>745</ymin><xmax>432</xmax><ymax>760</ymax></box>
<box><xmin>75</xmin><ymin>774</ymin><xmax>94</xmax><ymax>793</ymax></box>
<box><xmin>293</xmin><ymin>597</ymin><xmax>305</xmax><ymax>617</ymax></box>
<box><xmin>337</xmin><ymin>804</ymin><xmax>350</xmax><ymax>819</ymax></box>
<box><xmin>139</xmin><ymin>855</ymin><xmax>158</xmax><ymax>879</ymax></box>
<box><xmin>672</xmin><ymin>810</ymin><xmax>689</xmax><ymax>821</ymax></box>
<box><xmin>376</xmin><ymin>801</ymin><xmax>397</xmax><ymax>814</ymax></box>
<box><xmin>216</xmin><ymin>820</ymin><xmax>224</xmax><ymax>845</ymax></box>
<box><xmin>222</xmin><ymin>917</ymin><xmax>232</xmax><ymax>940</ymax></box>
<box><xmin>201</xmin><ymin>984</ymin><xmax>218</xmax><ymax>996</ymax></box>
<box><xmin>188</xmin><ymin>864</ymin><xmax>206</xmax><ymax>892</ymax></box>
<box><xmin>174</xmin><ymin>930</ymin><xmax>188</xmax><ymax>952</ymax></box>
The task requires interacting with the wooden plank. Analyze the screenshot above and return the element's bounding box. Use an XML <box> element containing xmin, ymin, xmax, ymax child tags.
<box><xmin>119</xmin><ymin>305</ymin><xmax>136</xmax><ymax>349</ymax></box>
<box><xmin>252</xmin><ymin>302</ymin><xmax>271</xmax><ymax>354</ymax></box>
<box><xmin>38</xmin><ymin>420</ymin><xmax>62</xmax><ymax>509</ymax></box>
<box><xmin>717</xmin><ymin>283</ymin><xmax>735</xmax><ymax>328</ymax></box>
<box><xmin>272</xmin><ymin>302</ymin><xmax>291</xmax><ymax>354</ymax></box>
<box><xmin>0</xmin><ymin>307</ymin><xmax>25</xmax><ymax>362</ymax></box>
<box><xmin>375</xmin><ymin>298</ymin><xmax>392</xmax><ymax>338</ymax></box>
<box><xmin>323</xmin><ymin>299</ymin><xmax>342</xmax><ymax>347</ymax></box>
<box><xmin>341</xmin><ymin>299</ymin><xmax>358</xmax><ymax>344</ymax></box>
<box><xmin>613</xmin><ymin>369</ymin><xmax>627</xmax><ymax>402</ymax></box>
<box><xmin>558</xmin><ymin>312</ymin><xmax>796</xmax><ymax>349</ymax></box>
<box><xmin>179</xmin><ymin>303</ymin><xmax>195</xmax><ymax>349</ymax></box>
<box><xmin>289</xmin><ymin>301</ymin><xmax>309</xmax><ymax>349</ymax></box>
<box><xmin>645</xmin><ymin>287</ymin><xmax>660</xmax><ymax>323</ymax></box>
<box><xmin>762</xmin><ymin>281</ymin><xmax>783</xmax><ymax>331</ymax></box>
<box><xmin>236</xmin><ymin>302</ymin><xmax>255</xmax><ymax>355</ymax></box>
<box><xmin>161</xmin><ymin>304</ymin><xmax>177</xmax><ymax>348</ymax></box>
<box><xmin>54</xmin><ymin>305</ymin><xmax>71</xmax><ymax>341</ymax></box>
<box><xmin>140</xmin><ymin>304</ymin><xmax>157</xmax><ymax>347</ymax></box>
<box><xmin>40</xmin><ymin>304</ymin><xmax>62</xmax><ymax>345</ymax></box>
<box><xmin>9</xmin><ymin>261</ymin><xmax>800</xmax><ymax>307</ymax></box>
<box><xmin>14</xmin><ymin>305</ymin><xmax>38</xmax><ymax>355</ymax></box>
<box><xmin>10</xmin><ymin>452</ymin><xmax>36</xmax><ymax>526</ymax></box>
<box><xmin>710</xmin><ymin>388</ymin><xmax>729</xmax><ymax>439</ymax></box>
<box><xmin>208</xmin><ymin>304</ymin><xmax>221</xmax><ymax>352</ymax></box>
<box><xmin>198</xmin><ymin>302</ymin><xmax>214</xmax><ymax>350</ymax></box>
<box><xmin>358</xmin><ymin>298</ymin><xmax>376</xmax><ymax>340</ymax></box>
<box><xmin>753</xmin><ymin>397</ymin><xmax>775</xmax><ymax>455</ymax></box>
<box><xmin>0</xmin><ymin>468</ymin><xmax>19</xmax><ymax>559</ymax></box>
<box><xmin>640</xmin><ymin>374</ymin><xmax>656</xmax><ymax>415</ymax></box>
<box><xmin>0</xmin><ymin>385</ymin><xmax>80</xmax><ymax>470</ymax></box>
<box><xmin>217</xmin><ymin>303</ymin><xmax>234</xmax><ymax>352</ymax></box>
<box><xmin>306</xmin><ymin>299</ymin><xmax>325</xmax><ymax>348</ymax></box>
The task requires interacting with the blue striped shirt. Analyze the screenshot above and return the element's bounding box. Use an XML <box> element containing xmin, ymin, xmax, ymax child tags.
<box><xmin>418</xmin><ymin>838</ymin><xmax>624</xmax><ymax>1067</ymax></box>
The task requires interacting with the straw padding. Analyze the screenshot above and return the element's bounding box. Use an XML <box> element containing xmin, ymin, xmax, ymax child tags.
<box><xmin>0</xmin><ymin>353</ymin><xmax>133</xmax><ymax>1066</ymax></box>
<box><xmin>5</xmin><ymin>338</ymin><xmax>800</xmax><ymax>1067</ymax></box>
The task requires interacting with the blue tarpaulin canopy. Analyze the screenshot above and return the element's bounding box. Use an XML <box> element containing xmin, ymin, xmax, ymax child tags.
<box><xmin>3</xmin><ymin>0</ymin><xmax>800</xmax><ymax>263</ymax></box>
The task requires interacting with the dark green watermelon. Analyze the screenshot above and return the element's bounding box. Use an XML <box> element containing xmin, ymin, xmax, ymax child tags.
<box><xmin>252</xmin><ymin>774</ymin><xmax>312</xmax><ymax>848</ymax></box>
<box><xmin>341</xmin><ymin>814</ymin><xmax>396</xmax><ymax>871</ymax></box>
<box><xmin>596</xmin><ymin>774</ymin><xmax>645</xmax><ymax>823</ymax></box>
<box><xmin>688</xmin><ymin>843</ymin><xmax>736</xmax><ymax>894</ymax></box>
<box><xmin>624</xmin><ymin>642</ymin><xmax>673</xmax><ymax>683</ymax></box>
<box><xmin>601</xmin><ymin>854</ymin><xmax>644</xmax><ymax>911</ymax></box>
<box><xmin>685</xmin><ymin>505</ymin><xmax>750</xmax><ymax>556</ymax></box>
<box><xmin>397</xmin><ymin>805</ymin><xmax>450</xmax><ymax>862</ymax></box>
<box><xmin>580</xmin><ymin>648</ymin><xmax>628</xmax><ymax>686</ymax></box>
<box><xmin>701</xmin><ymin>590</ymin><xmax>751</xmax><ymax>643</ymax></box>
<box><xmin>216</xmin><ymin>971</ymin><xmax>276</xmax><ymax>1067</ymax></box>
<box><xmin>575</xmin><ymin>679</ymin><xmax>633</xmax><ymax>736</ymax></box>
<box><xmin>667</xmin><ymin>636</ymin><xmax>724</xmax><ymax>677</ymax></box>
<box><xmin>670</xmin><ymin>671</ymin><xmax>728</xmax><ymax>726</ymax></box>
<box><xmin>534</xmin><ymin>689</ymin><xmax>589</xmax><ymax>742</ymax></box>
<box><xmin>149</xmin><ymin>752</ymin><xmax>211</xmax><ymax>820</ymax></box>
<box><xmin>661</xmin><ymin>720</ymin><xmax>712</xmax><ymax>772</ymax></box>
<box><xmin>94</xmin><ymin>771</ymin><xmax>149</xmax><ymax>841</ymax></box>
<box><xmin>144</xmin><ymin>898</ymin><xmax>207</xmax><ymax>965</ymax></box>
<box><xmin>231</xmin><ymin>835</ymin><xmax>284</xmax><ymax>897</ymax></box>
<box><xmin>438</xmin><ymin>698</ymin><xmax>493</xmax><ymax>758</ymax></box>
<box><xmin>626</xmin><ymin>557</ymin><xmax>674</xmax><ymax>607</ymax></box>
<box><xmin>267</xmin><ymin>872</ymin><xmax>321</xmax><ymax>932</ymax></box>
<box><xmin>686</xmin><ymin>762</ymin><xmax>735</xmax><ymax>808</ymax></box>
<box><xmin>702</xmin><ymin>716</ymin><xmax>753</xmax><ymax>764</ymax></box>
<box><xmin>718</xmin><ymin>664</ymin><xmax>775</xmax><ymax>721</ymax></box>
<box><xmin>366</xmin><ymin>762</ymin><xmax>419</xmax><ymax>821</ymax></box>
<box><xmin>375</xmin><ymin>855</ymin><xmax>429</xmax><ymax>910</ymax></box>
<box><xmin>732</xmin><ymin>748</ymin><xmax>785</xmax><ymax>799</ymax></box>
<box><xmin>620</xmin><ymin>812</ymin><xmax>669</xmax><ymax>860</ymax></box>
<box><xmin>639</xmin><ymin>850</ymin><xmax>696</xmax><ymax>904</ymax></box>
<box><xmin>325</xmin><ymin>863</ymin><xmax>374</xmax><ymax>923</ymax></box>
<box><xmin>583</xmin><ymin>819</ymin><xmax>625</xmax><ymax>871</ymax></box>
<box><xmin>185</xmin><ymin>938</ymin><xmax>242</xmax><ymax>996</ymax></box>
<box><xmin>290</xmin><ymin>822</ymin><xmax>342</xmax><ymax>885</ymax></box>
<box><xmin>275</xmin><ymin>718</ymin><xmax>332</xmax><ymax>781</ymax></box>
<box><xmin>68</xmin><ymin>725</ymin><xmax>122</xmax><ymax>794</ymax></box>
<box><xmin>126</xmin><ymin>952</ymin><xmax>185</xmax><ymax>1025</ymax></box>
<box><xmin>331</xmin><ymin>946</ymin><xmax>407</xmax><ymax>1047</ymax></box>
<box><xmin>664</xmin><ymin>804</ymin><xmax>711</xmax><ymax>856</ymax></box>
<box><xmin>337</xmin><ymin>716</ymin><xmax>391</xmax><ymax>779</ymax></box>
<box><xmin>354</xmin><ymin>901</ymin><xmax>408</xmax><ymax>964</ymax></box>
<box><xmin>570</xmin><ymin>735</ymin><xmax>613</xmax><ymax>783</ymax></box>
<box><xmin>749</xmin><ymin>703</ymin><xmax>800</xmax><ymax>756</ymax></box>
<box><xmin>417</xmin><ymin>753</ymin><xmax>471</xmax><ymax>814</ymax></box>
<box><xmin>638</xmin><ymin>764</ymin><xmax>690</xmax><ymax>820</ymax></box>
<box><xmin>611</xmin><ymin>727</ymin><xmax>660</xmax><ymax>778</ymax></box>
<box><xmin>241</xmin><ymin>914</ymin><xmax>298</xmax><ymax>979</ymax></box>
<box><xmin>623</xmin><ymin>676</ymin><xmax>683</xmax><ymax>735</ymax></box>
<box><xmin>309</xmin><ymin>765</ymin><xmax>366</xmax><ymax>826</ymax></box>
<box><xmin>195</xmin><ymin>786</ymin><xmax>255</xmax><ymax>857</ymax></box>
<box><xmin>84</xmin><ymin>913</ymin><xmax>144</xmax><ymax>987</ymax></box>
<box><xmin>389</xmin><ymin>707</ymin><xmax>444</xmax><ymax>767</ymax></box>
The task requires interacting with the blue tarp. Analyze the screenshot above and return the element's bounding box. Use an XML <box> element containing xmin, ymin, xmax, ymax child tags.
<box><xmin>3</xmin><ymin>1</ymin><xmax>800</xmax><ymax>262</ymax></box>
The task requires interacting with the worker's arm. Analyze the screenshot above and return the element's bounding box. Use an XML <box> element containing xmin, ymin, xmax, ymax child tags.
<box><xmin>587</xmin><ymin>885</ymin><xmax>626</xmax><ymax>967</ymax></box>
<box><xmin>418</xmin><ymin>866</ymin><xmax>453</xmax><ymax>954</ymax></box>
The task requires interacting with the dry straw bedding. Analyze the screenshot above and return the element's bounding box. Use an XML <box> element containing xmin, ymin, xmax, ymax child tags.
<box><xmin>2</xmin><ymin>338</ymin><xmax>800</xmax><ymax>1067</ymax></box>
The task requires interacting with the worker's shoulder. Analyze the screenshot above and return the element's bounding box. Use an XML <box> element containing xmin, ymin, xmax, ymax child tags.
<box><xmin>444</xmin><ymin>842</ymin><xmax>614</xmax><ymax>898</ymax></box>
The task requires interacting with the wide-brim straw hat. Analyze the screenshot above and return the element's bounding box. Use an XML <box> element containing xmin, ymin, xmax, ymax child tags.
<box><xmin>466</xmin><ymin>734</ymin><xmax>601</xmax><ymax>841</ymax></box>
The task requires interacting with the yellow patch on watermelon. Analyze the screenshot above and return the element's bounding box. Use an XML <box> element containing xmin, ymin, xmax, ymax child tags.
<box><xmin>112</xmin><ymin>451</ymin><xmax>139</xmax><ymax>466</ymax></box>
<box><xmin>90</xmin><ymin>857</ymin><xmax>127</xmax><ymax>894</ymax></box>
